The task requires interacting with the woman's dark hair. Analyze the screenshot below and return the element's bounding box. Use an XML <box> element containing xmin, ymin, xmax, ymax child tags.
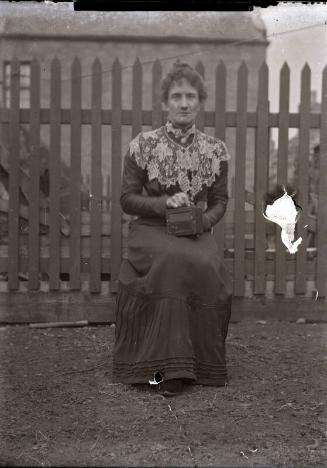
<box><xmin>161</xmin><ymin>62</ymin><xmax>208</xmax><ymax>104</ymax></box>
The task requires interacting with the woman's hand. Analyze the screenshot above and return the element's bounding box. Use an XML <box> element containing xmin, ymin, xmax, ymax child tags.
<box><xmin>166</xmin><ymin>192</ymin><xmax>191</xmax><ymax>208</ymax></box>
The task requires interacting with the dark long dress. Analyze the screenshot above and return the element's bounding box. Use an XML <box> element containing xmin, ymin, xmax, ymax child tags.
<box><xmin>113</xmin><ymin>123</ymin><xmax>233</xmax><ymax>386</ymax></box>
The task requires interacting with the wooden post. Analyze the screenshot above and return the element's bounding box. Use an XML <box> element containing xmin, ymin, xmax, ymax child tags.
<box><xmin>234</xmin><ymin>62</ymin><xmax>248</xmax><ymax>297</ymax></box>
<box><xmin>152</xmin><ymin>59</ymin><xmax>162</xmax><ymax>130</ymax></box>
<box><xmin>195</xmin><ymin>61</ymin><xmax>205</xmax><ymax>131</ymax></box>
<box><xmin>70</xmin><ymin>57</ymin><xmax>82</xmax><ymax>290</ymax></box>
<box><xmin>316</xmin><ymin>66</ymin><xmax>327</xmax><ymax>297</ymax></box>
<box><xmin>295</xmin><ymin>64</ymin><xmax>311</xmax><ymax>295</ymax></box>
<box><xmin>49</xmin><ymin>57</ymin><xmax>61</xmax><ymax>290</ymax></box>
<box><xmin>275</xmin><ymin>62</ymin><xmax>290</xmax><ymax>295</ymax></box>
<box><xmin>8</xmin><ymin>58</ymin><xmax>20</xmax><ymax>291</ymax></box>
<box><xmin>28</xmin><ymin>58</ymin><xmax>41</xmax><ymax>290</ymax></box>
<box><xmin>132</xmin><ymin>58</ymin><xmax>142</xmax><ymax>138</ymax></box>
<box><xmin>110</xmin><ymin>58</ymin><xmax>122</xmax><ymax>293</ymax></box>
<box><xmin>214</xmin><ymin>61</ymin><xmax>227</xmax><ymax>261</ymax></box>
<box><xmin>90</xmin><ymin>58</ymin><xmax>102</xmax><ymax>293</ymax></box>
<box><xmin>254</xmin><ymin>62</ymin><xmax>269</xmax><ymax>295</ymax></box>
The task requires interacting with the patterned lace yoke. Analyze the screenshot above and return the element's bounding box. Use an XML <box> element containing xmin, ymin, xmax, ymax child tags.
<box><xmin>129</xmin><ymin>126</ymin><xmax>230</xmax><ymax>199</ymax></box>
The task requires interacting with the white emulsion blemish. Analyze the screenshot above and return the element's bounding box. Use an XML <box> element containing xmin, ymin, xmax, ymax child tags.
<box><xmin>263</xmin><ymin>188</ymin><xmax>302</xmax><ymax>254</ymax></box>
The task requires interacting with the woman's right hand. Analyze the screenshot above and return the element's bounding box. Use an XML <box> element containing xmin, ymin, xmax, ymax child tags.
<box><xmin>166</xmin><ymin>192</ymin><xmax>191</xmax><ymax>209</ymax></box>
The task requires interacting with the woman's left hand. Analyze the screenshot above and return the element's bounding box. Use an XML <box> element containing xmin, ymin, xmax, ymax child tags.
<box><xmin>166</xmin><ymin>192</ymin><xmax>191</xmax><ymax>208</ymax></box>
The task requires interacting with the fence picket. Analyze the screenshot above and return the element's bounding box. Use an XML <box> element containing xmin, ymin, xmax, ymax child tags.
<box><xmin>275</xmin><ymin>63</ymin><xmax>290</xmax><ymax>295</ymax></box>
<box><xmin>295</xmin><ymin>64</ymin><xmax>311</xmax><ymax>294</ymax></box>
<box><xmin>90</xmin><ymin>58</ymin><xmax>102</xmax><ymax>293</ymax></box>
<box><xmin>214</xmin><ymin>61</ymin><xmax>227</xmax><ymax>260</ymax></box>
<box><xmin>152</xmin><ymin>59</ymin><xmax>162</xmax><ymax>130</ymax></box>
<box><xmin>132</xmin><ymin>58</ymin><xmax>142</xmax><ymax>138</ymax></box>
<box><xmin>195</xmin><ymin>61</ymin><xmax>205</xmax><ymax>131</ymax></box>
<box><xmin>28</xmin><ymin>59</ymin><xmax>41</xmax><ymax>290</ymax></box>
<box><xmin>234</xmin><ymin>62</ymin><xmax>248</xmax><ymax>296</ymax></box>
<box><xmin>316</xmin><ymin>66</ymin><xmax>327</xmax><ymax>297</ymax></box>
<box><xmin>254</xmin><ymin>62</ymin><xmax>269</xmax><ymax>295</ymax></box>
<box><xmin>111</xmin><ymin>58</ymin><xmax>122</xmax><ymax>293</ymax></box>
<box><xmin>70</xmin><ymin>58</ymin><xmax>82</xmax><ymax>290</ymax></box>
<box><xmin>8</xmin><ymin>58</ymin><xmax>20</xmax><ymax>290</ymax></box>
<box><xmin>49</xmin><ymin>58</ymin><xmax>61</xmax><ymax>290</ymax></box>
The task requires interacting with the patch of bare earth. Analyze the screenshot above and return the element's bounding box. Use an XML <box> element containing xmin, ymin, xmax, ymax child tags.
<box><xmin>0</xmin><ymin>321</ymin><xmax>326</xmax><ymax>467</ymax></box>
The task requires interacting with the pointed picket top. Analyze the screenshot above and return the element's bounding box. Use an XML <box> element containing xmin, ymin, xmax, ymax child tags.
<box><xmin>112</xmin><ymin>57</ymin><xmax>121</xmax><ymax>70</ymax></box>
<box><xmin>133</xmin><ymin>57</ymin><xmax>141</xmax><ymax>67</ymax></box>
<box><xmin>280</xmin><ymin>61</ymin><xmax>290</xmax><ymax>75</ymax></box>
<box><xmin>92</xmin><ymin>57</ymin><xmax>101</xmax><ymax>74</ymax></box>
<box><xmin>51</xmin><ymin>56</ymin><xmax>61</xmax><ymax>72</ymax></box>
<box><xmin>238</xmin><ymin>61</ymin><xmax>248</xmax><ymax>78</ymax></box>
<box><xmin>71</xmin><ymin>57</ymin><xmax>81</xmax><ymax>80</ymax></box>
<box><xmin>195</xmin><ymin>60</ymin><xmax>204</xmax><ymax>77</ymax></box>
<box><xmin>258</xmin><ymin>61</ymin><xmax>269</xmax><ymax>78</ymax></box>
<box><xmin>152</xmin><ymin>59</ymin><xmax>162</xmax><ymax>77</ymax></box>
<box><xmin>301</xmin><ymin>62</ymin><xmax>311</xmax><ymax>75</ymax></box>
<box><xmin>133</xmin><ymin>58</ymin><xmax>142</xmax><ymax>79</ymax></box>
<box><xmin>216</xmin><ymin>60</ymin><xmax>226</xmax><ymax>75</ymax></box>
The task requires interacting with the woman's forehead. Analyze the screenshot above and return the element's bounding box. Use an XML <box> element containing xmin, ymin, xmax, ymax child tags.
<box><xmin>168</xmin><ymin>78</ymin><xmax>198</xmax><ymax>94</ymax></box>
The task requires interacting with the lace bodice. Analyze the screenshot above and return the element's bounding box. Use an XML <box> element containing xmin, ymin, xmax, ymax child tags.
<box><xmin>129</xmin><ymin>125</ymin><xmax>230</xmax><ymax>200</ymax></box>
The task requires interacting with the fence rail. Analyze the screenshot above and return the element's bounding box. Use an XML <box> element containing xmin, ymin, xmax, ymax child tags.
<box><xmin>0</xmin><ymin>57</ymin><xmax>326</xmax><ymax>299</ymax></box>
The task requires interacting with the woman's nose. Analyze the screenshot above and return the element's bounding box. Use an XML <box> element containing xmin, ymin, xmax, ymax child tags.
<box><xmin>180</xmin><ymin>96</ymin><xmax>188</xmax><ymax>108</ymax></box>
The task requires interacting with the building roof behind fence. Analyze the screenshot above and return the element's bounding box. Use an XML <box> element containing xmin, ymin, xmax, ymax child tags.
<box><xmin>0</xmin><ymin>2</ymin><xmax>267</xmax><ymax>43</ymax></box>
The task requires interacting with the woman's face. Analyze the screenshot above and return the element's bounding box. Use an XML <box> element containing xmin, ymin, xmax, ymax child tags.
<box><xmin>165</xmin><ymin>78</ymin><xmax>201</xmax><ymax>128</ymax></box>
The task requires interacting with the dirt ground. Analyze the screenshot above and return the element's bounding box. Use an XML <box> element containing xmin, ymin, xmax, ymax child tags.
<box><xmin>0</xmin><ymin>320</ymin><xmax>326</xmax><ymax>467</ymax></box>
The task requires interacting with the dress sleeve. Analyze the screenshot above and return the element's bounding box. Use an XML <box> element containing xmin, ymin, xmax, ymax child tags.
<box><xmin>202</xmin><ymin>159</ymin><xmax>229</xmax><ymax>231</ymax></box>
<box><xmin>120</xmin><ymin>149</ymin><xmax>169</xmax><ymax>218</ymax></box>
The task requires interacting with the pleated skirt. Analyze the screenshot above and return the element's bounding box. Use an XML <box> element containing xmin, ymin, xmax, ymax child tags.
<box><xmin>113</xmin><ymin>219</ymin><xmax>233</xmax><ymax>386</ymax></box>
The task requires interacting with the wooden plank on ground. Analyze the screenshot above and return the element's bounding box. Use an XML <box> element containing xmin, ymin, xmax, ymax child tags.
<box><xmin>8</xmin><ymin>58</ymin><xmax>20</xmax><ymax>290</ymax></box>
<box><xmin>110</xmin><ymin>58</ymin><xmax>122</xmax><ymax>293</ymax></box>
<box><xmin>28</xmin><ymin>59</ymin><xmax>41</xmax><ymax>290</ymax></box>
<box><xmin>213</xmin><ymin>61</ymin><xmax>226</xmax><ymax>260</ymax></box>
<box><xmin>132</xmin><ymin>58</ymin><xmax>142</xmax><ymax>138</ymax></box>
<box><xmin>233</xmin><ymin>62</ymin><xmax>248</xmax><ymax>296</ymax></box>
<box><xmin>90</xmin><ymin>58</ymin><xmax>102</xmax><ymax>293</ymax></box>
<box><xmin>316</xmin><ymin>65</ymin><xmax>327</xmax><ymax>297</ymax></box>
<box><xmin>275</xmin><ymin>62</ymin><xmax>290</xmax><ymax>295</ymax></box>
<box><xmin>295</xmin><ymin>64</ymin><xmax>311</xmax><ymax>294</ymax></box>
<box><xmin>69</xmin><ymin>58</ymin><xmax>82</xmax><ymax>290</ymax></box>
<box><xmin>49</xmin><ymin>57</ymin><xmax>61</xmax><ymax>290</ymax></box>
<box><xmin>152</xmin><ymin>59</ymin><xmax>162</xmax><ymax>130</ymax></box>
<box><xmin>254</xmin><ymin>62</ymin><xmax>269</xmax><ymax>294</ymax></box>
<box><xmin>195</xmin><ymin>61</ymin><xmax>205</xmax><ymax>131</ymax></box>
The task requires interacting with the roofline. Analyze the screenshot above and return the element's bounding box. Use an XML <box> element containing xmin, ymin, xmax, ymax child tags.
<box><xmin>0</xmin><ymin>33</ymin><xmax>269</xmax><ymax>46</ymax></box>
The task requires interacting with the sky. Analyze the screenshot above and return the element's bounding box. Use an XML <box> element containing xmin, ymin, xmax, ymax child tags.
<box><xmin>258</xmin><ymin>3</ymin><xmax>327</xmax><ymax>112</ymax></box>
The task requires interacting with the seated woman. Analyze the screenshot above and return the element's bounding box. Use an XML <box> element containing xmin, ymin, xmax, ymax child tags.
<box><xmin>113</xmin><ymin>62</ymin><xmax>233</xmax><ymax>396</ymax></box>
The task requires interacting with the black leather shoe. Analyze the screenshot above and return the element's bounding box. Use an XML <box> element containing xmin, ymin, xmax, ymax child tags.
<box><xmin>158</xmin><ymin>379</ymin><xmax>184</xmax><ymax>397</ymax></box>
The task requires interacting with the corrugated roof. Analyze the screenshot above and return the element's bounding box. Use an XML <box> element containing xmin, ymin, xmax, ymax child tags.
<box><xmin>0</xmin><ymin>2</ymin><xmax>266</xmax><ymax>42</ymax></box>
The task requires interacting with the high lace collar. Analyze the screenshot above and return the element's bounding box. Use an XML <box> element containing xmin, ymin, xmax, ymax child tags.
<box><xmin>165</xmin><ymin>120</ymin><xmax>196</xmax><ymax>144</ymax></box>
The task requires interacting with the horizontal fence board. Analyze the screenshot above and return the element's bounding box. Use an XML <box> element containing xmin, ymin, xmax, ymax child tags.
<box><xmin>0</xmin><ymin>109</ymin><xmax>322</xmax><ymax>129</ymax></box>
